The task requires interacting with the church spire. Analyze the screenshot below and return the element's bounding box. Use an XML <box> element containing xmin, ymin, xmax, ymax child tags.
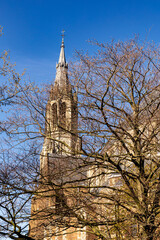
<box><xmin>54</xmin><ymin>30</ymin><xmax>68</xmax><ymax>90</ymax></box>
<box><xmin>57</xmin><ymin>30</ymin><xmax>67</xmax><ymax>68</ymax></box>
<box><xmin>42</xmin><ymin>31</ymin><xmax>81</xmax><ymax>157</ymax></box>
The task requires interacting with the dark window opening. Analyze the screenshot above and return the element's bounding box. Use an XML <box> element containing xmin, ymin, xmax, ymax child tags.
<box><xmin>55</xmin><ymin>190</ymin><xmax>66</xmax><ymax>215</ymax></box>
<box><xmin>59</xmin><ymin>102</ymin><xmax>66</xmax><ymax>128</ymax></box>
<box><xmin>52</xmin><ymin>103</ymin><xmax>57</xmax><ymax>127</ymax></box>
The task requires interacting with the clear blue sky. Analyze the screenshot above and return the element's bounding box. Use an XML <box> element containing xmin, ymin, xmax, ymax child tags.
<box><xmin>0</xmin><ymin>0</ymin><xmax>160</xmax><ymax>85</ymax></box>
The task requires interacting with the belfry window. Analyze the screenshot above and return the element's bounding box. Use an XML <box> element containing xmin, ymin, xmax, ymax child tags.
<box><xmin>52</xmin><ymin>103</ymin><xmax>57</xmax><ymax>127</ymax></box>
<box><xmin>59</xmin><ymin>102</ymin><xmax>66</xmax><ymax>128</ymax></box>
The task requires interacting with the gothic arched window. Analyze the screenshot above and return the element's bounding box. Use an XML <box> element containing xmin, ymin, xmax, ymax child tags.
<box><xmin>59</xmin><ymin>102</ymin><xmax>66</xmax><ymax>128</ymax></box>
<box><xmin>52</xmin><ymin>103</ymin><xmax>57</xmax><ymax>127</ymax></box>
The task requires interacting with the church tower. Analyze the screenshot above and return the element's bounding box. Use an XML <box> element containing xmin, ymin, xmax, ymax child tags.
<box><xmin>29</xmin><ymin>35</ymin><xmax>93</xmax><ymax>240</ymax></box>
<box><xmin>40</xmin><ymin>34</ymin><xmax>81</xmax><ymax>175</ymax></box>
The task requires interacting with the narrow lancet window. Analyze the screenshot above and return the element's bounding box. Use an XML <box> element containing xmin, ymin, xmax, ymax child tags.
<box><xmin>55</xmin><ymin>190</ymin><xmax>66</xmax><ymax>215</ymax></box>
<box><xmin>59</xmin><ymin>102</ymin><xmax>66</xmax><ymax>128</ymax></box>
<box><xmin>52</xmin><ymin>103</ymin><xmax>57</xmax><ymax>127</ymax></box>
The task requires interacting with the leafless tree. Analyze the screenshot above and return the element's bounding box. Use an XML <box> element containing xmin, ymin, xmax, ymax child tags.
<box><xmin>1</xmin><ymin>37</ymin><xmax>160</xmax><ymax>240</ymax></box>
<box><xmin>69</xmin><ymin>38</ymin><xmax>160</xmax><ymax>240</ymax></box>
<box><xmin>0</xmin><ymin>28</ymin><xmax>39</xmax><ymax>240</ymax></box>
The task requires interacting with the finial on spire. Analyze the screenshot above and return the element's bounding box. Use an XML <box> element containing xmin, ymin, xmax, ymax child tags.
<box><xmin>57</xmin><ymin>30</ymin><xmax>67</xmax><ymax>68</ymax></box>
<box><xmin>61</xmin><ymin>30</ymin><xmax>65</xmax><ymax>44</ymax></box>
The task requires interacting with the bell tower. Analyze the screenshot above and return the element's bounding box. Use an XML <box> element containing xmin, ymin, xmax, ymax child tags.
<box><xmin>29</xmin><ymin>34</ymin><xmax>95</xmax><ymax>240</ymax></box>
<box><xmin>40</xmin><ymin>33</ymin><xmax>81</xmax><ymax>173</ymax></box>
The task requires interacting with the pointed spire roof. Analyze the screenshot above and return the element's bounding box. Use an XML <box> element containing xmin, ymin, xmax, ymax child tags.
<box><xmin>54</xmin><ymin>31</ymin><xmax>70</xmax><ymax>92</ymax></box>
<box><xmin>57</xmin><ymin>30</ymin><xmax>68</xmax><ymax>68</ymax></box>
<box><xmin>58</xmin><ymin>37</ymin><xmax>66</xmax><ymax>65</ymax></box>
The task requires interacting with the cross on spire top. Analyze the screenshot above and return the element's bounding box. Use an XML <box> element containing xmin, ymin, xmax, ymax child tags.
<box><xmin>61</xmin><ymin>30</ymin><xmax>65</xmax><ymax>43</ymax></box>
